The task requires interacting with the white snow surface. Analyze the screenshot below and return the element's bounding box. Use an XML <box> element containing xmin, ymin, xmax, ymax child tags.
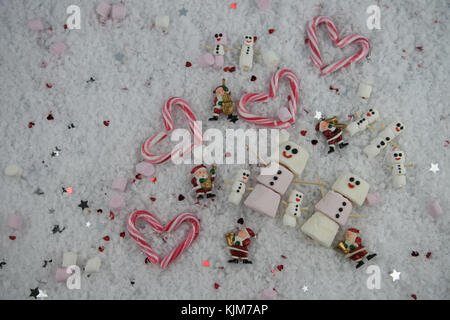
<box><xmin>0</xmin><ymin>0</ymin><xmax>449</xmax><ymax>300</ymax></box>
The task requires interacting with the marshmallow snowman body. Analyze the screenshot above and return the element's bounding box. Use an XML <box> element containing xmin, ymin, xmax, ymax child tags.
<box><xmin>346</xmin><ymin>108</ymin><xmax>380</xmax><ymax>136</ymax></box>
<box><xmin>282</xmin><ymin>190</ymin><xmax>304</xmax><ymax>227</ymax></box>
<box><xmin>389</xmin><ymin>150</ymin><xmax>407</xmax><ymax>188</ymax></box>
<box><xmin>364</xmin><ymin>121</ymin><xmax>405</xmax><ymax>158</ymax></box>
<box><xmin>239</xmin><ymin>35</ymin><xmax>255</xmax><ymax>71</ymax></box>
<box><xmin>301</xmin><ymin>211</ymin><xmax>339</xmax><ymax>247</ymax></box>
<box><xmin>228</xmin><ymin>169</ymin><xmax>250</xmax><ymax>205</ymax></box>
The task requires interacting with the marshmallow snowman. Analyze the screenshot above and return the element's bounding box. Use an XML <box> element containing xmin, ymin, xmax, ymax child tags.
<box><xmin>389</xmin><ymin>150</ymin><xmax>406</xmax><ymax>188</ymax></box>
<box><xmin>211</xmin><ymin>32</ymin><xmax>228</xmax><ymax>68</ymax></box>
<box><xmin>346</xmin><ymin>108</ymin><xmax>380</xmax><ymax>136</ymax></box>
<box><xmin>282</xmin><ymin>190</ymin><xmax>304</xmax><ymax>227</ymax></box>
<box><xmin>277</xmin><ymin>141</ymin><xmax>310</xmax><ymax>176</ymax></box>
<box><xmin>301</xmin><ymin>172</ymin><xmax>370</xmax><ymax>247</ymax></box>
<box><xmin>228</xmin><ymin>169</ymin><xmax>251</xmax><ymax>205</ymax></box>
<box><xmin>364</xmin><ymin>121</ymin><xmax>405</xmax><ymax>158</ymax></box>
<box><xmin>239</xmin><ymin>35</ymin><xmax>255</xmax><ymax>71</ymax></box>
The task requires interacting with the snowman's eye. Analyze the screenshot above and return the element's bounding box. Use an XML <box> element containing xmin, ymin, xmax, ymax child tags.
<box><xmin>397</xmin><ymin>123</ymin><xmax>401</xmax><ymax>127</ymax></box>
<box><xmin>356</xmin><ymin>181</ymin><xmax>360</xmax><ymax>185</ymax></box>
<box><xmin>400</xmin><ymin>126</ymin><xmax>404</xmax><ymax>130</ymax></box>
<box><xmin>381</xmin><ymin>141</ymin><xmax>385</xmax><ymax>145</ymax></box>
<box><xmin>399</xmin><ymin>153</ymin><xmax>402</xmax><ymax>156</ymax></box>
<box><xmin>349</xmin><ymin>177</ymin><xmax>355</xmax><ymax>182</ymax></box>
<box><xmin>394</xmin><ymin>153</ymin><xmax>398</xmax><ymax>157</ymax></box>
<box><xmin>219</xmin><ymin>33</ymin><xmax>223</xmax><ymax>37</ymax></box>
<box><xmin>342</xmin><ymin>202</ymin><xmax>346</xmax><ymax>206</ymax></box>
<box><xmin>285</xmin><ymin>145</ymin><xmax>291</xmax><ymax>151</ymax></box>
<box><xmin>215</xmin><ymin>34</ymin><xmax>218</xmax><ymax>38</ymax></box>
<box><xmin>292</xmin><ymin>149</ymin><xmax>298</xmax><ymax>154</ymax></box>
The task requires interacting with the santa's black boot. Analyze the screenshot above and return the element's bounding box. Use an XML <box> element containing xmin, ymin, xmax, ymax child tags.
<box><xmin>328</xmin><ymin>146</ymin><xmax>335</xmax><ymax>154</ymax></box>
<box><xmin>206</xmin><ymin>193</ymin><xmax>216</xmax><ymax>199</ymax></box>
<box><xmin>197</xmin><ymin>194</ymin><xmax>204</xmax><ymax>199</ymax></box>
<box><xmin>242</xmin><ymin>260</ymin><xmax>252</xmax><ymax>264</ymax></box>
<box><xmin>209</xmin><ymin>115</ymin><xmax>219</xmax><ymax>121</ymax></box>
<box><xmin>356</xmin><ymin>261</ymin><xmax>365</xmax><ymax>269</ymax></box>
<box><xmin>228</xmin><ymin>258</ymin><xmax>239</xmax><ymax>263</ymax></box>
<box><xmin>367</xmin><ymin>253</ymin><xmax>377</xmax><ymax>261</ymax></box>
<box><xmin>339</xmin><ymin>142</ymin><xmax>349</xmax><ymax>149</ymax></box>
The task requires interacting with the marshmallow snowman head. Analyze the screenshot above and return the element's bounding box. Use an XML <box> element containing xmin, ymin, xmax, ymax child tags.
<box><xmin>332</xmin><ymin>172</ymin><xmax>370</xmax><ymax>207</ymax></box>
<box><xmin>214</xmin><ymin>32</ymin><xmax>227</xmax><ymax>45</ymax></box>
<box><xmin>390</xmin><ymin>121</ymin><xmax>405</xmax><ymax>136</ymax></box>
<box><xmin>365</xmin><ymin>108</ymin><xmax>380</xmax><ymax>123</ymax></box>
<box><xmin>243</xmin><ymin>35</ymin><xmax>255</xmax><ymax>47</ymax></box>
<box><xmin>287</xmin><ymin>190</ymin><xmax>304</xmax><ymax>204</ymax></box>
<box><xmin>278</xmin><ymin>141</ymin><xmax>309</xmax><ymax>176</ymax></box>
<box><xmin>390</xmin><ymin>150</ymin><xmax>405</xmax><ymax>164</ymax></box>
<box><xmin>235</xmin><ymin>169</ymin><xmax>250</xmax><ymax>183</ymax></box>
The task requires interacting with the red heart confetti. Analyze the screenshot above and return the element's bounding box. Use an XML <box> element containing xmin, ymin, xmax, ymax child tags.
<box><xmin>411</xmin><ymin>294</ymin><xmax>417</xmax><ymax>300</ymax></box>
<box><xmin>269</xmin><ymin>28</ymin><xmax>275</xmax><ymax>34</ymax></box>
<box><xmin>251</xmin><ymin>75</ymin><xmax>257</xmax><ymax>81</ymax></box>
<box><xmin>229</xmin><ymin>66</ymin><xmax>236</xmax><ymax>73</ymax></box>
<box><xmin>178</xmin><ymin>194</ymin><xmax>185</xmax><ymax>201</ymax></box>
<box><xmin>300</xmin><ymin>130</ymin><xmax>307</xmax><ymax>136</ymax></box>
<box><xmin>109</xmin><ymin>211</ymin><xmax>115</xmax><ymax>220</ymax></box>
<box><xmin>426</xmin><ymin>252</ymin><xmax>431</xmax><ymax>259</ymax></box>
<box><xmin>64</xmin><ymin>24</ymin><xmax>68</xmax><ymax>29</ymax></box>
<box><xmin>98</xmin><ymin>246</ymin><xmax>105</xmax><ymax>252</ymax></box>
<box><xmin>253</xmin><ymin>36</ymin><xmax>257</xmax><ymax>42</ymax></box>
<box><xmin>46</xmin><ymin>83</ymin><xmax>52</xmax><ymax>88</ymax></box>
<box><xmin>276</xmin><ymin>265</ymin><xmax>284</xmax><ymax>271</ymax></box>
<box><xmin>214</xmin><ymin>283</ymin><xmax>220</xmax><ymax>289</ymax></box>
<box><xmin>311</xmin><ymin>139</ymin><xmax>318</xmax><ymax>145</ymax></box>
<box><xmin>203</xmin><ymin>260</ymin><xmax>210</xmax><ymax>267</ymax></box>
<box><xmin>48</xmin><ymin>26</ymin><xmax>53</xmax><ymax>31</ymax></box>
<box><xmin>47</xmin><ymin>114</ymin><xmax>54</xmax><ymax>120</ymax></box>
<box><xmin>224</xmin><ymin>67</ymin><xmax>229</xmax><ymax>72</ymax></box>
<box><xmin>28</xmin><ymin>122</ymin><xmax>35</xmax><ymax>128</ymax></box>
<box><xmin>185</xmin><ymin>61</ymin><xmax>192</xmax><ymax>67</ymax></box>
<box><xmin>103</xmin><ymin>120</ymin><xmax>110</xmax><ymax>126</ymax></box>
<box><xmin>230</xmin><ymin>3</ymin><xmax>237</xmax><ymax>9</ymax></box>
<box><xmin>9</xmin><ymin>235</ymin><xmax>16</xmax><ymax>240</ymax></box>
<box><xmin>150</xmin><ymin>197</ymin><xmax>156</xmax><ymax>202</ymax></box>
<box><xmin>103</xmin><ymin>236</ymin><xmax>110</xmax><ymax>241</ymax></box>
<box><xmin>120</xmin><ymin>232</ymin><xmax>126</xmax><ymax>238</ymax></box>
<box><xmin>150</xmin><ymin>177</ymin><xmax>157</xmax><ymax>183</ymax></box>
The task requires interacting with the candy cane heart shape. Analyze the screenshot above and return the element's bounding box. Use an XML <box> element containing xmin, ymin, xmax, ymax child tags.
<box><xmin>238</xmin><ymin>69</ymin><xmax>300</xmax><ymax>129</ymax></box>
<box><xmin>141</xmin><ymin>97</ymin><xmax>203</xmax><ymax>164</ymax></box>
<box><xmin>127</xmin><ymin>211</ymin><xmax>201</xmax><ymax>269</ymax></box>
<box><xmin>306</xmin><ymin>16</ymin><xmax>370</xmax><ymax>76</ymax></box>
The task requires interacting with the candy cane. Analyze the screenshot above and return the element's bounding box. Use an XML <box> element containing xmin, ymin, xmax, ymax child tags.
<box><xmin>307</xmin><ymin>16</ymin><xmax>370</xmax><ymax>76</ymax></box>
<box><xmin>238</xmin><ymin>69</ymin><xmax>299</xmax><ymax>129</ymax></box>
<box><xmin>141</xmin><ymin>97</ymin><xmax>203</xmax><ymax>163</ymax></box>
<box><xmin>127</xmin><ymin>211</ymin><xmax>200</xmax><ymax>269</ymax></box>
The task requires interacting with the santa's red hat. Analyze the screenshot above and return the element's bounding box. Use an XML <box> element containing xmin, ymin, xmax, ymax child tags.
<box><xmin>190</xmin><ymin>165</ymin><xmax>206</xmax><ymax>174</ymax></box>
<box><xmin>245</xmin><ymin>228</ymin><xmax>256</xmax><ymax>238</ymax></box>
<box><xmin>347</xmin><ymin>228</ymin><xmax>360</xmax><ymax>234</ymax></box>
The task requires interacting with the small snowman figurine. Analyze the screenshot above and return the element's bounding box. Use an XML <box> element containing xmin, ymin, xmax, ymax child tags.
<box><xmin>388</xmin><ymin>150</ymin><xmax>408</xmax><ymax>189</ymax></box>
<box><xmin>282</xmin><ymin>190</ymin><xmax>304</xmax><ymax>227</ymax></box>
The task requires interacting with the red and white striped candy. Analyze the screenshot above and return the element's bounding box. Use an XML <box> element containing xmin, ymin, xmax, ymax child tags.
<box><xmin>238</xmin><ymin>69</ymin><xmax>299</xmax><ymax>129</ymax></box>
<box><xmin>306</xmin><ymin>16</ymin><xmax>370</xmax><ymax>76</ymax></box>
<box><xmin>141</xmin><ymin>97</ymin><xmax>202</xmax><ymax>164</ymax></box>
<box><xmin>127</xmin><ymin>210</ymin><xmax>200</xmax><ymax>269</ymax></box>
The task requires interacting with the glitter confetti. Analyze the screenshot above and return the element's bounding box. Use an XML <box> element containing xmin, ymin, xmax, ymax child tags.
<box><xmin>268</xmin><ymin>28</ymin><xmax>275</xmax><ymax>34</ymax></box>
<box><xmin>390</xmin><ymin>269</ymin><xmax>401</xmax><ymax>282</ymax></box>
<box><xmin>203</xmin><ymin>260</ymin><xmax>210</xmax><ymax>267</ymax></box>
<box><xmin>300</xmin><ymin>130</ymin><xmax>307</xmax><ymax>136</ymax></box>
<box><xmin>314</xmin><ymin>111</ymin><xmax>322</xmax><ymax>120</ymax></box>
<box><xmin>78</xmin><ymin>200</ymin><xmax>89</xmax><ymax>210</ymax></box>
<box><xmin>178</xmin><ymin>7</ymin><xmax>188</xmax><ymax>16</ymax></box>
<box><xmin>214</xmin><ymin>283</ymin><xmax>220</xmax><ymax>289</ymax></box>
<box><xmin>178</xmin><ymin>194</ymin><xmax>185</xmax><ymax>201</ymax></box>
<box><xmin>28</xmin><ymin>121</ymin><xmax>35</xmax><ymax>128</ymax></box>
<box><xmin>429</xmin><ymin>163</ymin><xmax>439</xmax><ymax>173</ymax></box>
<box><xmin>185</xmin><ymin>61</ymin><xmax>192</xmax><ymax>67</ymax></box>
<box><xmin>47</xmin><ymin>113</ymin><xmax>54</xmax><ymax>120</ymax></box>
<box><xmin>29</xmin><ymin>287</ymin><xmax>39</xmax><ymax>299</ymax></box>
<box><xmin>103</xmin><ymin>120</ymin><xmax>110</xmax><ymax>126</ymax></box>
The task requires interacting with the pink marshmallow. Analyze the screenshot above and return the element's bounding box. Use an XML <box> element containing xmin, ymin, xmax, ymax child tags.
<box><xmin>136</xmin><ymin>161</ymin><xmax>155</xmax><ymax>177</ymax></box>
<box><xmin>8</xmin><ymin>214</ymin><xmax>23</xmax><ymax>230</ymax></box>
<box><xmin>365</xmin><ymin>192</ymin><xmax>380</xmax><ymax>206</ymax></box>
<box><xmin>55</xmin><ymin>267</ymin><xmax>71</xmax><ymax>282</ymax></box>
<box><xmin>96</xmin><ymin>1</ymin><xmax>112</xmax><ymax>18</ymax></box>
<box><xmin>111</xmin><ymin>176</ymin><xmax>128</xmax><ymax>192</ymax></box>
<box><xmin>261</xmin><ymin>288</ymin><xmax>277</xmax><ymax>300</ymax></box>
<box><xmin>50</xmin><ymin>42</ymin><xmax>67</xmax><ymax>57</ymax></box>
<box><xmin>111</xmin><ymin>4</ymin><xmax>126</xmax><ymax>20</ymax></box>
<box><xmin>110</xmin><ymin>194</ymin><xmax>126</xmax><ymax>210</ymax></box>
<box><xmin>277</xmin><ymin>107</ymin><xmax>291</xmax><ymax>122</ymax></box>
<box><xmin>255</xmin><ymin>0</ymin><xmax>271</xmax><ymax>9</ymax></box>
<box><xmin>28</xmin><ymin>19</ymin><xmax>44</xmax><ymax>31</ymax></box>
<box><xmin>244</xmin><ymin>184</ymin><xmax>280</xmax><ymax>218</ymax></box>
<box><xmin>428</xmin><ymin>200</ymin><xmax>442</xmax><ymax>217</ymax></box>
<box><xmin>198</xmin><ymin>53</ymin><xmax>215</xmax><ymax>67</ymax></box>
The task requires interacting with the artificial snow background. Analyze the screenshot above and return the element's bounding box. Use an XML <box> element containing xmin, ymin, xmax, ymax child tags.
<box><xmin>0</xmin><ymin>0</ymin><xmax>449</xmax><ymax>300</ymax></box>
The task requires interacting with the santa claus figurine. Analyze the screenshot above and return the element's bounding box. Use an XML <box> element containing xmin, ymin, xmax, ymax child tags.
<box><xmin>191</xmin><ymin>164</ymin><xmax>216</xmax><ymax>199</ymax></box>
<box><xmin>208</xmin><ymin>79</ymin><xmax>238</xmax><ymax>123</ymax></box>
<box><xmin>316</xmin><ymin>117</ymin><xmax>349</xmax><ymax>154</ymax></box>
<box><xmin>338</xmin><ymin>228</ymin><xmax>377</xmax><ymax>269</ymax></box>
<box><xmin>227</xmin><ymin>227</ymin><xmax>256</xmax><ymax>264</ymax></box>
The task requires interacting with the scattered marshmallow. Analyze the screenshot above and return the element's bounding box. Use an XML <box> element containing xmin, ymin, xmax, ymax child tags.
<box><xmin>428</xmin><ymin>200</ymin><xmax>442</xmax><ymax>217</ymax></box>
<box><xmin>110</xmin><ymin>194</ymin><xmax>126</xmax><ymax>210</ymax></box>
<box><xmin>365</xmin><ymin>192</ymin><xmax>380</xmax><ymax>206</ymax></box>
<box><xmin>5</xmin><ymin>164</ymin><xmax>23</xmax><ymax>177</ymax></box>
<box><xmin>262</xmin><ymin>50</ymin><xmax>279</xmax><ymax>68</ymax></box>
<box><xmin>277</xmin><ymin>107</ymin><xmax>291</xmax><ymax>122</ymax></box>
<box><xmin>85</xmin><ymin>256</ymin><xmax>102</xmax><ymax>273</ymax></box>
<box><xmin>55</xmin><ymin>267</ymin><xmax>71</xmax><ymax>282</ymax></box>
<box><xmin>135</xmin><ymin>161</ymin><xmax>155</xmax><ymax>177</ymax></box>
<box><xmin>111</xmin><ymin>176</ymin><xmax>128</xmax><ymax>192</ymax></box>
<box><xmin>28</xmin><ymin>19</ymin><xmax>44</xmax><ymax>31</ymax></box>
<box><xmin>50</xmin><ymin>42</ymin><xmax>67</xmax><ymax>57</ymax></box>
<box><xmin>261</xmin><ymin>288</ymin><xmax>277</xmax><ymax>300</ymax></box>
<box><xmin>255</xmin><ymin>0</ymin><xmax>271</xmax><ymax>10</ymax></box>
<box><xmin>198</xmin><ymin>53</ymin><xmax>215</xmax><ymax>67</ymax></box>
<box><xmin>155</xmin><ymin>16</ymin><xmax>170</xmax><ymax>29</ymax></box>
<box><xmin>111</xmin><ymin>4</ymin><xmax>126</xmax><ymax>20</ymax></box>
<box><xmin>62</xmin><ymin>252</ymin><xmax>78</xmax><ymax>267</ymax></box>
<box><xmin>357</xmin><ymin>83</ymin><xmax>372</xmax><ymax>101</ymax></box>
<box><xmin>8</xmin><ymin>214</ymin><xmax>23</xmax><ymax>230</ymax></box>
<box><xmin>96</xmin><ymin>1</ymin><xmax>112</xmax><ymax>18</ymax></box>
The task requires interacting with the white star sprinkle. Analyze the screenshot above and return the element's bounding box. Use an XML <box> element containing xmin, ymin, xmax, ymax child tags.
<box><xmin>429</xmin><ymin>163</ymin><xmax>439</xmax><ymax>173</ymax></box>
<box><xmin>314</xmin><ymin>111</ymin><xmax>322</xmax><ymax>120</ymax></box>
<box><xmin>37</xmin><ymin>289</ymin><xmax>48</xmax><ymax>298</ymax></box>
<box><xmin>86</xmin><ymin>221</ymin><xmax>91</xmax><ymax>227</ymax></box>
<box><xmin>302</xmin><ymin>285</ymin><xmax>308</xmax><ymax>292</ymax></box>
<box><xmin>390</xmin><ymin>269</ymin><xmax>401</xmax><ymax>282</ymax></box>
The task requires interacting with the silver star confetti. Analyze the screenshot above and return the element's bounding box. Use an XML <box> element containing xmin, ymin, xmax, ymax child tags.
<box><xmin>390</xmin><ymin>269</ymin><xmax>401</xmax><ymax>282</ymax></box>
<box><xmin>178</xmin><ymin>7</ymin><xmax>188</xmax><ymax>16</ymax></box>
<box><xmin>302</xmin><ymin>285</ymin><xmax>308</xmax><ymax>292</ymax></box>
<box><xmin>37</xmin><ymin>289</ymin><xmax>48</xmax><ymax>299</ymax></box>
<box><xmin>314</xmin><ymin>111</ymin><xmax>322</xmax><ymax>120</ymax></box>
<box><xmin>429</xmin><ymin>163</ymin><xmax>439</xmax><ymax>173</ymax></box>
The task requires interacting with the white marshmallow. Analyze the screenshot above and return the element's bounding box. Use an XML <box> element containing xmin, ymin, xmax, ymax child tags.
<box><xmin>278</xmin><ymin>129</ymin><xmax>290</xmax><ymax>145</ymax></box>
<box><xmin>62</xmin><ymin>252</ymin><xmax>77</xmax><ymax>267</ymax></box>
<box><xmin>239</xmin><ymin>35</ymin><xmax>255</xmax><ymax>71</ymax></box>
<box><xmin>5</xmin><ymin>165</ymin><xmax>23</xmax><ymax>177</ymax></box>
<box><xmin>390</xmin><ymin>150</ymin><xmax>406</xmax><ymax>188</ymax></box>
<box><xmin>393</xmin><ymin>175</ymin><xmax>406</xmax><ymax>189</ymax></box>
<box><xmin>85</xmin><ymin>256</ymin><xmax>102</xmax><ymax>273</ymax></box>
<box><xmin>155</xmin><ymin>16</ymin><xmax>169</xmax><ymax>29</ymax></box>
<box><xmin>228</xmin><ymin>181</ymin><xmax>246</xmax><ymax>205</ymax></box>
<box><xmin>357</xmin><ymin>83</ymin><xmax>372</xmax><ymax>101</ymax></box>
<box><xmin>332</xmin><ymin>172</ymin><xmax>370</xmax><ymax>207</ymax></box>
<box><xmin>282</xmin><ymin>212</ymin><xmax>297</xmax><ymax>227</ymax></box>
<box><xmin>301</xmin><ymin>212</ymin><xmax>339</xmax><ymax>247</ymax></box>
<box><xmin>277</xmin><ymin>141</ymin><xmax>309</xmax><ymax>176</ymax></box>
<box><xmin>262</xmin><ymin>50</ymin><xmax>279</xmax><ymax>68</ymax></box>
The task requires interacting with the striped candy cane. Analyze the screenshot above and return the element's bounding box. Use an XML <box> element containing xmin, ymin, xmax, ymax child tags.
<box><xmin>306</xmin><ymin>16</ymin><xmax>370</xmax><ymax>76</ymax></box>
<box><xmin>127</xmin><ymin>211</ymin><xmax>200</xmax><ymax>269</ymax></box>
<box><xmin>238</xmin><ymin>69</ymin><xmax>300</xmax><ymax>129</ymax></box>
<box><xmin>141</xmin><ymin>97</ymin><xmax>203</xmax><ymax>164</ymax></box>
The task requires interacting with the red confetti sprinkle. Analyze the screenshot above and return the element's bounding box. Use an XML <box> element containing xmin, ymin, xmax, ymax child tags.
<box><xmin>178</xmin><ymin>194</ymin><xmax>185</xmax><ymax>201</ymax></box>
<box><xmin>185</xmin><ymin>61</ymin><xmax>192</xmax><ymax>67</ymax></box>
<box><xmin>150</xmin><ymin>197</ymin><xmax>156</xmax><ymax>202</ymax></box>
<box><xmin>268</xmin><ymin>28</ymin><xmax>275</xmax><ymax>34</ymax></box>
<box><xmin>48</xmin><ymin>26</ymin><xmax>53</xmax><ymax>31</ymax></box>
<box><xmin>9</xmin><ymin>235</ymin><xmax>16</xmax><ymax>240</ymax></box>
<box><xmin>203</xmin><ymin>260</ymin><xmax>210</xmax><ymax>267</ymax></box>
<box><xmin>329</xmin><ymin>85</ymin><xmax>339</xmax><ymax>93</ymax></box>
<box><xmin>230</xmin><ymin>3</ymin><xmax>237</xmax><ymax>9</ymax></box>
<box><xmin>214</xmin><ymin>283</ymin><xmax>220</xmax><ymax>289</ymax></box>
<box><xmin>47</xmin><ymin>114</ymin><xmax>54</xmax><ymax>120</ymax></box>
<box><xmin>28</xmin><ymin>122</ymin><xmax>35</xmax><ymax>128</ymax></box>
<box><xmin>103</xmin><ymin>120</ymin><xmax>110</xmax><ymax>126</ymax></box>
<box><xmin>426</xmin><ymin>252</ymin><xmax>432</xmax><ymax>259</ymax></box>
<box><xmin>136</xmin><ymin>174</ymin><xmax>142</xmax><ymax>180</ymax></box>
<box><xmin>150</xmin><ymin>177</ymin><xmax>157</xmax><ymax>183</ymax></box>
<box><xmin>411</xmin><ymin>294</ymin><xmax>417</xmax><ymax>300</ymax></box>
<box><xmin>311</xmin><ymin>139</ymin><xmax>318</xmax><ymax>145</ymax></box>
<box><xmin>64</xmin><ymin>24</ymin><xmax>68</xmax><ymax>29</ymax></box>
<box><xmin>120</xmin><ymin>232</ymin><xmax>126</xmax><ymax>238</ymax></box>
<box><xmin>46</xmin><ymin>83</ymin><xmax>52</xmax><ymax>88</ymax></box>
<box><xmin>229</xmin><ymin>66</ymin><xmax>236</xmax><ymax>73</ymax></box>
<box><xmin>251</xmin><ymin>75</ymin><xmax>257</xmax><ymax>81</ymax></box>
<box><xmin>276</xmin><ymin>265</ymin><xmax>284</xmax><ymax>271</ymax></box>
<box><xmin>253</xmin><ymin>36</ymin><xmax>257</xmax><ymax>42</ymax></box>
<box><xmin>416</xmin><ymin>46</ymin><xmax>423</xmax><ymax>51</ymax></box>
<box><xmin>109</xmin><ymin>211</ymin><xmax>115</xmax><ymax>220</ymax></box>
<box><xmin>98</xmin><ymin>246</ymin><xmax>104</xmax><ymax>252</ymax></box>
<box><xmin>281</xmin><ymin>255</ymin><xmax>287</xmax><ymax>259</ymax></box>
<box><xmin>300</xmin><ymin>130</ymin><xmax>307</xmax><ymax>136</ymax></box>
<box><xmin>224</xmin><ymin>67</ymin><xmax>229</xmax><ymax>72</ymax></box>
<box><xmin>103</xmin><ymin>236</ymin><xmax>110</xmax><ymax>241</ymax></box>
